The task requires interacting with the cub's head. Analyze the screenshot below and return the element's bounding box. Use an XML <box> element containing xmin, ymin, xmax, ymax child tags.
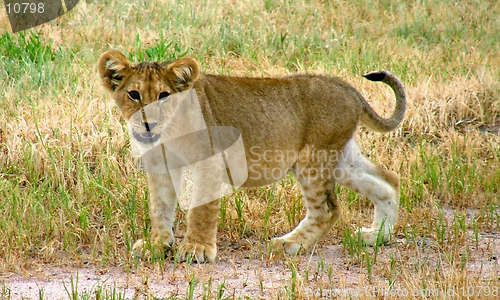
<box><xmin>98</xmin><ymin>50</ymin><xmax>200</xmax><ymax>144</ymax></box>
<box><xmin>98</xmin><ymin>50</ymin><xmax>200</xmax><ymax>120</ymax></box>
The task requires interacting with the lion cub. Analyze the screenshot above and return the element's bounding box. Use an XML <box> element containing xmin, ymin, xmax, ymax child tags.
<box><xmin>98</xmin><ymin>50</ymin><xmax>406</xmax><ymax>263</ymax></box>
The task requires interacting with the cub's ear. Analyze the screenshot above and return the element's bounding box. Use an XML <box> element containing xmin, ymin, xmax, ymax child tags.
<box><xmin>166</xmin><ymin>57</ymin><xmax>200</xmax><ymax>91</ymax></box>
<box><xmin>98</xmin><ymin>50</ymin><xmax>131</xmax><ymax>91</ymax></box>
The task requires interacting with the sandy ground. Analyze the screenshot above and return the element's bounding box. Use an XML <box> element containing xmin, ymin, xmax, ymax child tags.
<box><xmin>1</xmin><ymin>209</ymin><xmax>498</xmax><ymax>299</ymax></box>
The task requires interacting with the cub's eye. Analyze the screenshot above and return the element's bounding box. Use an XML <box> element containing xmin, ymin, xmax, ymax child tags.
<box><xmin>127</xmin><ymin>90</ymin><xmax>141</xmax><ymax>101</ymax></box>
<box><xmin>158</xmin><ymin>91</ymin><xmax>170</xmax><ymax>100</ymax></box>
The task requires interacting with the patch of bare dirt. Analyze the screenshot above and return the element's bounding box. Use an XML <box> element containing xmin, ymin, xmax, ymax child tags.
<box><xmin>1</xmin><ymin>209</ymin><xmax>498</xmax><ymax>299</ymax></box>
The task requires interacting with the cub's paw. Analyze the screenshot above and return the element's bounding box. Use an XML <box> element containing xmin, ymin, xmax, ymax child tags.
<box><xmin>271</xmin><ymin>237</ymin><xmax>303</xmax><ymax>255</ymax></box>
<box><xmin>177</xmin><ymin>239</ymin><xmax>217</xmax><ymax>263</ymax></box>
<box><xmin>356</xmin><ymin>227</ymin><xmax>390</xmax><ymax>246</ymax></box>
<box><xmin>132</xmin><ymin>234</ymin><xmax>175</xmax><ymax>259</ymax></box>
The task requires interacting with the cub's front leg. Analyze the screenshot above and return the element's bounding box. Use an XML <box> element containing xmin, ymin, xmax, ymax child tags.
<box><xmin>178</xmin><ymin>199</ymin><xmax>219</xmax><ymax>263</ymax></box>
<box><xmin>133</xmin><ymin>173</ymin><xmax>177</xmax><ymax>257</ymax></box>
<box><xmin>176</xmin><ymin>160</ymin><xmax>227</xmax><ymax>263</ymax></box>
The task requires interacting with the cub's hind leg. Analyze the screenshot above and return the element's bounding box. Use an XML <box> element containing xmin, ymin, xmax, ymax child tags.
<box><xmin>336</xmin><ymin>139</ymin><xmax>400</xmax><ymax>245</ymax></box>
<box><xmin>273</xmin><ymin>149</ymin><xmax>341</xmax><ymax>254</ymax></box>
<box><xmin>133</xmin><ymin>173</ymin><xmax>177</xmax><ymax>257</ymax></box>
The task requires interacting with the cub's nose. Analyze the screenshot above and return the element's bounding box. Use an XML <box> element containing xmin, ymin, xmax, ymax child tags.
<box><xmin>142</xmin><ymin>121</ymin><xmax>158</xmax><ymax>131</ymax></box>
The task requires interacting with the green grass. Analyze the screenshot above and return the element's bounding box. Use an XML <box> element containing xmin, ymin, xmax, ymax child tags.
<box><xmin>0</xmin><ymin>0</ymin><xmax>499</xmax><ymax>298</ymax></box>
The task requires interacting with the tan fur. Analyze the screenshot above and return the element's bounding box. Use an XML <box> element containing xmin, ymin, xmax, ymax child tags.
<box><xmin>98</xmin><ymin>50</ymin><xmax>406</xmax><ymax>262</ymax></box>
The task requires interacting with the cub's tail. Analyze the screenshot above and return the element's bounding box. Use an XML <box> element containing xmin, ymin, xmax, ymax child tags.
<box><xmin>359</xmin><ymin>71</ymin><xmax>406</xmax><ymax>132</ymax></box>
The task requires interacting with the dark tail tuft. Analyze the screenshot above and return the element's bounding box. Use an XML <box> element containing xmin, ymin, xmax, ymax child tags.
<box><xmin>359</xmin><ymin>70</ymin><xmax>406</xmax><ymax>132</ymax></box>
<box><xmin>363</xmin><ymin>71</ymin><xmax>387</xmax><ymax>82</ymax></box>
